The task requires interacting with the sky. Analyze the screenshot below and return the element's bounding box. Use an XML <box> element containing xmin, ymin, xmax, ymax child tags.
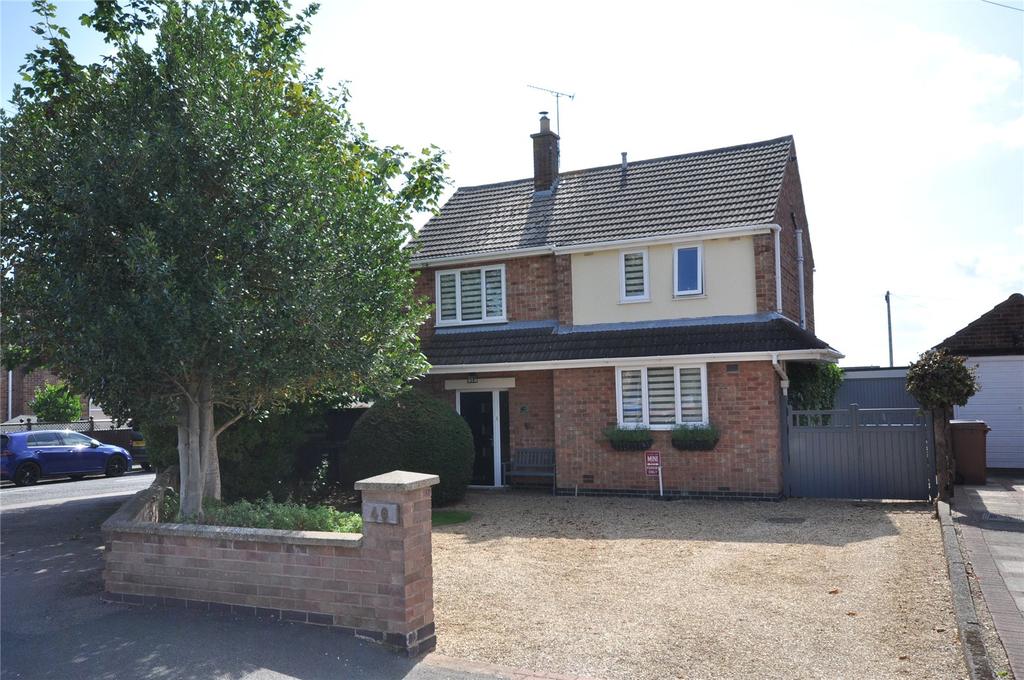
<box><xmin>2</xmin><ymin>0</ymin><xmax>1022</xmax><ymax>368</ymax></box>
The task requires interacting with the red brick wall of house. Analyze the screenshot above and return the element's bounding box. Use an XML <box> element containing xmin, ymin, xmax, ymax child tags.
<box><xmin>754</xmin><ymin>149</ymin><xmax>816</xmax><ymax>334</ymax></box>
<box><xmin>552</xmin><ymin>362</ymin><xmax>783</xmax><ymax>495</ymax></box>
<box><xmin>413</xmin><ymin>254</ymin><xmax>561</xmax><ymax>340</ymax></box>
<box><xmin>418</xmin><ymin>371</ymin><xmax>555</xmax><ymax>452</ymax></box>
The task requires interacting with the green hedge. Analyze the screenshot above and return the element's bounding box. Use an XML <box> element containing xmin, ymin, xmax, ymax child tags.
<box><xmin>343</xmin><ymin>389</ymin><xmax>473</xmax><ymax>505</ymax></box>
<box><xmin>142</xmin><ymin>403</ymin><xmax>327</xmax><ymax>502</ymax></box>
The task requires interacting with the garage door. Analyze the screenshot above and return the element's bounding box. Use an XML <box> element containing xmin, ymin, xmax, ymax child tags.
<box><xmin>956</xmin><ymin>356</ymin><xmax>1024</xmax><ymax>469</ymax></box>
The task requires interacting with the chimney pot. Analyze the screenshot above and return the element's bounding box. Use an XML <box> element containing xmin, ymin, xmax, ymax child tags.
<box><xmin>530</xmin><ymin>112</ymin><xmax>559</xmax><ymax>192</ymax></box>
<box><xmin>621</xmin><ymin>152</ymin><xmax>628</xmax><ymax>170</ymax></box>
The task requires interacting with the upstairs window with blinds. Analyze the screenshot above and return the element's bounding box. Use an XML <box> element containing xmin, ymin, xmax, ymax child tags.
<box><xmin>619</xmin><ymin>249</ymin><xmax>649</xmax><ymax>302</ymax></box>
<box><xmin>435</xmin><ymin>265</ymin><xmax>506</xmax><ymax>325</ymax></box>
<box><xmin>615</xmin><ymin>365</ymin><xmax>708</xmax><ymax>428</ymax></box>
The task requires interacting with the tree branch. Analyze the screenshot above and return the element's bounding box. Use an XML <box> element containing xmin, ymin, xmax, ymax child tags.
<box><xmin>214</xmin><ymin>412</ymin><xmax>245</xmax><ymax>438</ymax></box>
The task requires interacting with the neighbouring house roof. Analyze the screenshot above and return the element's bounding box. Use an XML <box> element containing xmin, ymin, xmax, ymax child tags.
<box><xmin>410</xmin><ymin>136</ymin><xmax>794</xmax><ymax>262</ymax></box>
<box><xmin>936</xmin><ymin>293</ymin><xmax>1024</xmax><ymax>357</ymax></box>
<box><xmin>422</xmin><ymin>315</ymin><xmax>833</xmax><ymax>368</ymax></box>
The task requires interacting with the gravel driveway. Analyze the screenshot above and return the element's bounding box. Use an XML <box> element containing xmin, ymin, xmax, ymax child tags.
<box><xmin>431</xmin><ymin>492</ymin><xmax>966</xmax><ymax>680</ymax></box>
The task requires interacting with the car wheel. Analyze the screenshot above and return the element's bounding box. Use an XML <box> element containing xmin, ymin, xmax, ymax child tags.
<box><xmin>105</xmin><ymin>456</ymin><xmax>127</xmax><ymax>478</ymax></box>
<box><xmin>14</xmin><ymin>462</ymin><xmax>41</xmax><ymax>487</ymax></box>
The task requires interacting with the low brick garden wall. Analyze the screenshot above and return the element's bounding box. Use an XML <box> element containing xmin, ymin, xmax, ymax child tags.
<box><xmin>101</xmin><ymin>468</ymin><xmax>438</xmax><ymax>656</ymax></box>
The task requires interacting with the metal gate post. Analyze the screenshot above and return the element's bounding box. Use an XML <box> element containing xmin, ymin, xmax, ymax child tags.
<box><xmin>849</xmin><ymin>404</ymin><xmax>860</xmax><ymax>497</ymax></box>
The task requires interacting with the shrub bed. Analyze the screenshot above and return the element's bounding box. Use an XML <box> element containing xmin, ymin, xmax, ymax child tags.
<box><xmin>161</xmin><ymin>489</ymin><xmax>362</xmax><ymax>533</ymax></box>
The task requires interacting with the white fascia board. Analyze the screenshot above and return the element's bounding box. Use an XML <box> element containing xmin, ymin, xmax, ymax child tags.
<box><xmin>427</xmin><ymin>348</ymin><xmax>842</xmax><ymax>374</ymax></box>
<box><xmin>409</xmin><ymin>224</ymin><xmax>776</xmax><ymax>268</ymax></box>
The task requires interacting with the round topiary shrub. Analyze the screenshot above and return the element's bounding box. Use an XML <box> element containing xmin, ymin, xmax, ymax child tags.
<box><xmin>344</xmin><ymin>389</ymin><xmax>474</xmax><ymax>505</ymax></box>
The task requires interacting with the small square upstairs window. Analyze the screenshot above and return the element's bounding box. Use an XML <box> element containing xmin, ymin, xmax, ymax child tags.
<box><xmin>436</xmin><ymin>264</ymin><xmax>506</xmax><ymax>326</ymax></box>
<box><xmin>619</xmin><ymin>249</ymin><xmax>649</xmax><ymax>302</ymax></box>
<box><xmin>674</xmin><ymin>245</ymin><xmax>703</xmax><ymax>296</ymax></box>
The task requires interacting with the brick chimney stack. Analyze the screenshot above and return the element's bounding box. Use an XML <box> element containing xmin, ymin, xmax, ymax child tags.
<box><xmin>531</xmin><ymin>112</ymin><xmax>559</xmax><ymax>192</ymax></box>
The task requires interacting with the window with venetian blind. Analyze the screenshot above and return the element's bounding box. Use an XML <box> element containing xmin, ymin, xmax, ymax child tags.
<box><xmin>619</xmin><ymin>249</ymin><xmax>649</xmax><ymax>302</ymax></box>
<box><xmin>615</xmin><ymin>365</ymin><xmax>708</xmax><ymax>428</ymax></box>
<box><xmin>435</xmin><ymin>265</ymin><xmax>506</xmax><ymax>325</ymax></box>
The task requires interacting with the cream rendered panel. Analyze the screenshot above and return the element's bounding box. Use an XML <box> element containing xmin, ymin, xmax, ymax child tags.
<box><xmin>570</xmin><ymin>237</ymin><xmax>758</xmax><ymax>325</ymax></box>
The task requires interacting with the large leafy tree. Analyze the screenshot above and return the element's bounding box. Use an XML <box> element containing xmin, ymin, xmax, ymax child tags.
<box><xmin>1</xmin><ymin>0</ymin><xmax>445</xmax><ymax>517</ymax></box>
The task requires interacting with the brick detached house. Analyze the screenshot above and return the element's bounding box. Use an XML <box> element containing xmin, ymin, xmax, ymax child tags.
<box><xmin>410</xmin><ymin>115</ymin><xmax>840</xmax><ymax>498</ymax></box>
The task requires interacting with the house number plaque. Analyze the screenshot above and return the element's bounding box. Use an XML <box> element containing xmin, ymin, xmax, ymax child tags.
<box><xmin>363</xmin><ymin>502</ymin><xmax>399</xmax><ymax>525</ymax></box>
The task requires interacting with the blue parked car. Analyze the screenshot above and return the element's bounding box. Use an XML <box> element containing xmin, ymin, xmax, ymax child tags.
<box><xmin>0</xmin><ymin>430</ymin><xmax>133</xmax><ymax>486</ymax></box>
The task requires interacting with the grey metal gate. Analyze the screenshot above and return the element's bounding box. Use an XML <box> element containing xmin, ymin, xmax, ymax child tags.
<box><xmin>786</xmin><ymin>405</ymin><xmax>935</xmax><ymax>500</ymax></box>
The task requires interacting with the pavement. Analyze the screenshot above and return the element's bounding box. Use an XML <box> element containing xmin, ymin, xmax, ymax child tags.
<box><xmin>0</xmin><ymin>473</ymin><xmax>565</xmax><ymax>680</ymax></box>
<box><xmin>952</xmin><ymin>476</ymin><xmax>1024</xmax><ymax>677</ymax></box>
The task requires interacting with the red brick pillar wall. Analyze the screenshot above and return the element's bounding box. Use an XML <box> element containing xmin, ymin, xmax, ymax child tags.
<box><xmin>354</xmin><ymin>471</ymin><xmax>439</xmax><ymax>655</ymax></box>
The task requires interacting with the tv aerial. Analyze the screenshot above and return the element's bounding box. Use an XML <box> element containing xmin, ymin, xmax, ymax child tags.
<box><xmin>527</xmin><ymin>84</ymin><xmax>575</xmax><ymax>135</ymax></box>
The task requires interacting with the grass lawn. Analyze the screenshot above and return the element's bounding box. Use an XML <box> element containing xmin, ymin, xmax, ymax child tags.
<box><xmin>432</xmin><ymin>509</ymin><xmax>472</xmax><ymax>526</ymax></box>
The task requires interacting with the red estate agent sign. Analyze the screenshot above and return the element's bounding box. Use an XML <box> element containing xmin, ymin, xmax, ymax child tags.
<box><xmin>645</xmin><ymin>451</ymin><xmax>661</xmax><ymax>477</ymax></box>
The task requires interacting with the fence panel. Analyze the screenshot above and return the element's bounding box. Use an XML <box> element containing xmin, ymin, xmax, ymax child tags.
<box><xmin>787</xmin><ymin>405</ymin><xmax>933</xmax><ymax>500</ymax></box>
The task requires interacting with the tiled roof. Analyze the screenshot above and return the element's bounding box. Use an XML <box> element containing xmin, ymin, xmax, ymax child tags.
<box><xmin>936</xmin><ymin>293</ymin><xmax>1024</xmax><ymax>356</ymax></box>
<box><xmin>410</xmin><ymin>136</ymin><xmax>794</xmax><ymax>262</ymax></box>
<box><xmin>423</xmin><ymin>317</ymin><xmax>831</xmax><ymax>367</ymax></box>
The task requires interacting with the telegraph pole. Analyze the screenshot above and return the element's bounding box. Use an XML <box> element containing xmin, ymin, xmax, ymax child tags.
<box><xmin>885</xmin><ymin>291</ymin><xmax>894</xmax><ymax>367</ymax></box>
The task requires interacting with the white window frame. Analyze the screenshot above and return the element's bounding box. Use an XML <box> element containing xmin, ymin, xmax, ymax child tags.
<box><xmin>435</xmin><ymin>263</ymin><xmax>507</xmax><ymax>327</ymax></box>
<box><xmin>673</xmin><ymin>243</ymin><xmax>704</xmax><ymax>297</ymax></box>
<box><xmin>614</xmin><ymin>364</ymin><xmax>709</xmax><ymax>430</ymax></box>
<box><xmin>619</xmin><ymin>249</ymin><xmax>650</xmax><ymax>303</ymax></box>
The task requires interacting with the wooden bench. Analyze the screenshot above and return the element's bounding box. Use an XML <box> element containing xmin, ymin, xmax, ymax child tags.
<box><xmin>504</xmin><ymin>448</ymin><xmax>556</xmax><ymax>493</ymax></box>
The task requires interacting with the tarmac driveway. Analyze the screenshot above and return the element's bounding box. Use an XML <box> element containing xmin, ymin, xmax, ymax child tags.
<box><xmin>432</xmin><ymin>492</ymin><xmax>968</xmax><ymax>680</ymax></box>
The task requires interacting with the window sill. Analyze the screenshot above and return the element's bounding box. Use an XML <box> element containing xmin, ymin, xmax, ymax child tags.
<box><xmin>436</xmin><ymin>318</ymin><xmax>508</xmax><ymax>328</ymax></box>
<box><xmin>619</xmin><ymin>297</ymin><xmax>651</xmax><ymax>305</ymax></box>
<box><xmin>618</xmin><ymin>423</ymin><xmax>709</xmax><ymax>431</ymax></box>
<box><xmin>672</xmin><ymin>292</ymin><xmax>706</xmax><ymax>300</ymax></box>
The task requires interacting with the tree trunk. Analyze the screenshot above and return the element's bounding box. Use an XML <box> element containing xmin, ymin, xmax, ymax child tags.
<box><xmin>204</xmin><ymin>435</ymin><xmax>222</xmax><ymax>501</ymax></box>
<box><xmin>180</xmin><ymin>388</ymin><xmax>204</xmax><ymax>517</ymax></box>
<box><xmin>933</xmin><ymin>406</ymin><xmax>954</xmax><ymax>502</ymax></box>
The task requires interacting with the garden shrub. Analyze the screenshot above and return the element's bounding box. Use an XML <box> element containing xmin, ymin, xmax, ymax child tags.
<box><xmin>671</xmin><ymin>423</ymin><xmax>720</xmax><ymax>451</ymax></box>
<box><xmin>603</xmin><ymin>425</ymin><xmax>654</xmax><ymax>450</ymax></box>
<box><xmin>343</xmin><ymin>389</ymin><xmax>473</xmax><ymax>505</ymax></box>
<box><xmin>29</xmin><ymin>382</ymin><xmax>81</xmax><ymax>422</ymax></box>
<box><xmin>787</xmin><ymin>362</ymin><xmax>843</xmax><ymax>410</ymax></box>
<box><xmin>161</xmin><ymin>489</ymin><xmax>361</xmax><ymax>533</ymax></box>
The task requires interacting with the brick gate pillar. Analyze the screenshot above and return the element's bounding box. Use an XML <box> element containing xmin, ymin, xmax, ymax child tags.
<box><xmin>354</xmin><ymin>470</ymin><xmax>439</xmax><ymax>656</ymax></box>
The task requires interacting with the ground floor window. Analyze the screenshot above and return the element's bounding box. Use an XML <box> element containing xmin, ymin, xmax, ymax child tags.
<box><xmin>615</xmin><ymin>365</ymin><xmax>708</xmax><ymax>428</ymax></box>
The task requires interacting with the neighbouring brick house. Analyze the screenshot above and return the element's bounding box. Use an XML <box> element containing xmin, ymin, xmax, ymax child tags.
<box><xmin>410</xmin><ymin>115</ymin><xmax>840</xmax><ymax>498</ymax></box>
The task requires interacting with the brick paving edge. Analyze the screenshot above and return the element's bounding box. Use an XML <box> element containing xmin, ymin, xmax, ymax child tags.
<box><xmin>937</xmin><ymin>500</ymin><xmax>997</xmax><ymax>680</ymax></box>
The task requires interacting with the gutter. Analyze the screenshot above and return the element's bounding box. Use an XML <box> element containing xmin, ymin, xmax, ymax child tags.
<box><xmin>427</xmin><ymin>348</ymin><xmax>843</xmax><ymax>375</ymax></box>
<box><xmin>410</xmin><ymin>224</ymin><xmax>777</xmax><ymax>268</ymax></box>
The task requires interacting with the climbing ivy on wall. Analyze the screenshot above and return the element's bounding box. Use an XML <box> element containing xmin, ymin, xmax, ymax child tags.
<box><xmin>787</xmin><ymin>362</ymin><xmax>843</xmax><ymax>410</ymax></box>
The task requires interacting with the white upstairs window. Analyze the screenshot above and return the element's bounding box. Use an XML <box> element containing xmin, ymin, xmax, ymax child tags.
<box><xmin>615</xmin><ymin>365</ymin><xmax>709</xmax><ymax>429</ymax></box>
<box><xmin>436</xmin><ymin>264</ymin><xmax>506</xmax><ymax>326</ymax></box>
<box><xmin>674</xmin><ymin>244</ymin><xmax>703</xmax><ymax>296</ymax></box>
<box><xmin>619</xmin><ymin>249</ymin><xmax>649</xmax><ymax>303</ymax></box>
